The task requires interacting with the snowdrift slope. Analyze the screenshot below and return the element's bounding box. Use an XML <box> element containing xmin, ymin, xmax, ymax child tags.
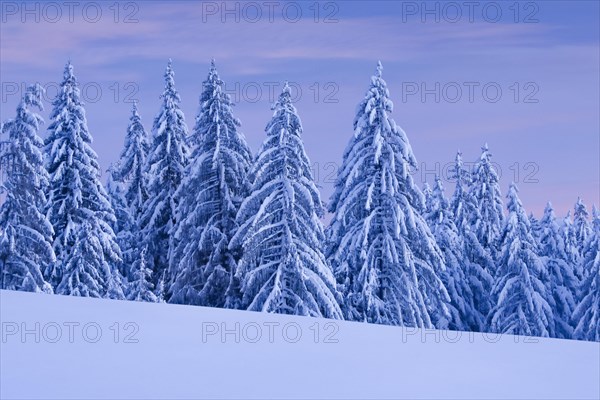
<box><xmin>1</xmin><ymin>290</ymin><xmax>599</xmax><ymax>399</ymax></box>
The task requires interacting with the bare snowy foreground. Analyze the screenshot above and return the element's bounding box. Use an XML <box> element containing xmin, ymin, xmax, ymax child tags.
<box><xmin>1</xmin><ymin>290</ymin><xmax>598</xmax><ymax>400</ymax></box>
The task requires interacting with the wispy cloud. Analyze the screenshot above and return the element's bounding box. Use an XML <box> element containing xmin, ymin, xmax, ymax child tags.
<box><xmin>1</xmin><ymin>1</ymin><xmax>597</xmax><ymax>217</ymax></box>
<box><xmin>1</xmin><ymin>3</ymin><xmax>558</xmax><ymax>74</ymax></box>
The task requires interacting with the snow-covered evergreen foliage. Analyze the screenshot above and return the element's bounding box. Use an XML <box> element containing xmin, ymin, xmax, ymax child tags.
<box><xmin>57</xmin><ymin>218</ymin><xmax>124</xmax><ymax>298</ymax></box>
<box><xmin>573</xmin><ymin>207</ymin><xmax>600</xmax><ymax>341</ymax></box>
<box><xmin>170</xmin><ymin>61</ymin><xmax>252</xmax><ymax>308</ymax></box>
<box><xmin>449</xmin><ymin>150</ymin><xmax>494</xmax><ymax>331</ymax></box>
<box><xmin>44</xmin><ymin>62</ymin><xmax>122</xmax><ymax>296</ymax></box>
<box><xmin>110</xmin><ymin>102</ymin><xmax>150</xmax><ymax>280</ymax></box>
<box><xmin>155</xmin><ymin>271</ymin><xmax>166</xmax><ymax>302</ymax></box>
<box><xmin>140</xmin><ymin>60</ymin><xmax>189</xmax><ymax>291</ymax></box>
<box><xmin>3</xmin><ymin>60</ymin><xmax>597</xmax><ymax>342</ymax></box>
<box><xmin>562</xmin><ymin>212</ymin><xmax>581</xmax><ymax>278</ymax></box>
<box><xmin>423</xmin><ymin>182</ymin><xmax>433</xmax><ymax>213</ymax></box>
<box><xmin>326</xmin><ymin>62</ymin><xmax>449</xmax><ymax>327</ymax></box>
<box><xmin>489</xmin><ymin>183</ymin><xmax>552</xmax><ymax>337</ymax></box>
<box><xmin>529</xmin><ymin>212</ymin><xmax>541</xmax><ymax>242</ymax></box>
<box><xmin>106</xmin><ymin>166</ymin><xmax>134</xmax><ymax>280</ymax></box>
<box><xmin>450</xmin><ymin>150</ymin><xmax>474</xmax><ymax>231</ymax></box>
<box><xmin>538</xmin><ymin>202</ymin><xmax>578</xmax><ymax>339</ymax></box>
<box><xmin>230</xmin><ymin>83</ymin><xmax>342</xmax><ymax>319</ymax></box>
<box><xmin>469</xmin><ymin>144</ymin><xmax>504</xmax><ymax>265</ymax></box>
<box><xmin>0</xmin><ymin>84</ymin><xmax>54</xmax><ymax>293</ymax></box>
<box><xmin>573</xmin><ymin>197</ymin><xmax>592</xmax><ymax>256</ymax></box>
<box><xmin>425</xmin><ymin>177</ymin><xmax>479</xmax><ymax>331</ymax></box>
<box><xmin>114</xmin><ymin>101</ymin><xmax>150</xmax><ymax>220</ymax></box>
<box><xmin>126</xmin><ymin>246</ymin><xmax>158</xmax><ymax>302</ymax></box>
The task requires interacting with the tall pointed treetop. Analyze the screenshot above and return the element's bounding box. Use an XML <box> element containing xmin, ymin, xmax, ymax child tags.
<box><xmin>376</xmin><ymin>60</ymin><xmax>383</xmax><ymax>77</ymax></box>
<box><xmin>230</xmin><ymin>84</ymin><xmax>342</xmax><ymax>318</ymax></box>
<box><xmin>470</xmin><ymin>143</ymin><xmax>504</xmax><ymax>263</ymax></box>
<box><xmin>326</xmin><ymin>63</ymin><xmax>449</xmax><ymax>327</ymax></box>
<box><xmin>170</xmin><ymin>60</ymin><xmax>252</xmax><ymax>308</ymax></box>
<box><xmin>115</xmin><ymin>101</ymin><xmax>150</xmax><ymax>214</ymax></box>
<box><xmin>574</xmin><ymin>197</ymin><xmax>592</xmax><ymax>252</ymax></box>
<box><xmin>141</xmin><ymin>59</ymin><xmax>189</xmax><ymax>291</ymax></box>
<box><xmin>45</xmin><ymin>62</ymin><xmax>122</xmax><ymax>297</ymax></box>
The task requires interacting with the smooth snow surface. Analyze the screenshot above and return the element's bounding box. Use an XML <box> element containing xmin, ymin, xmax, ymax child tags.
<box><xmin>1</xmin><ymin>290</ymin><xmax>599</xmax><ymax>399</ymax></box>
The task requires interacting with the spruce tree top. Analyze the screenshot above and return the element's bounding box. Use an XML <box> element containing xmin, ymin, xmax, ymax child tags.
<box><xmin>539</xmin><ymin>202</ymin><xmax>564</xmax><ymax>257</ymax></box>
<box><xmin>47</xmin><ymin>62</ymin><xmax>95</xmax><ymax>154</ymax></box>
<box><xmin>329</xmin><ymin>61</ymin><xmax>422</xmax><ymax>216</ymax></box>
<box><xmin>115</xmin><ymin>101</ymin><xmax>149</xmax><ymax>212</ymax></box>
<box><xmin>574</xmin><ymin>197</ymin><xmax>592</xmax><ymax>245</ymax></box>
<box><xmin>429</xmin><ymin>176</ymin><xmax>453</xmax><ymax>226</ymax></box>
<box><xmin>162</xmin><ymin>59</ymin><xmax>181</xmax><ymax>104</ymax></box>
<box><xmin>147</xmin><ymin>59</ymin><xmax>188</xmax><ymax>171</ymax></box>
<box><xmin>327</xmin><ymin>62</ymin><xmax>448</xmax><ymax>327</ymax></box>
<box><xmin>470</xmin><ymin>143</ymin><xmax>504</xmax><ymax>250</ymax></box>
<box><xmin>192</xmin><ymin>59</ymin><xmax>251</xmax><ymax>167</ymax></box>
<box><xmin>254</xmin><ymin>82</ymin><xmax>316</xmax><ymax>190</ymax></box>
<box><xmin>45</xmin><ymin>61</ymin><xmax>114</xmax><ymax>237</ymax></box>
<box><xmin>574</xmin><ymin>197</ymin><xmax>590</xmax><ymax>220</ymax></box>
<box><xmin>505</xmin><ymin>183</ymin><xmax>531</xmax><ymax>235</ymax></box>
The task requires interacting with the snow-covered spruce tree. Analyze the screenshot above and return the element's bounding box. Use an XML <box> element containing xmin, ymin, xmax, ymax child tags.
<box><xmin>111</xmin><ymin>102</ymin><xmax>150</xmax><ymax>280</ymax></box>
<box><xmin>115</xmin><ymin>101</ymin><xmax>150</xmax><ymax>221</ymax></box>
<box><xmin>529</xmin><ymin>212</ymin><xmax>541</xmax><ymax>243</ymax></box>
<box><xmin>469</xmin><ymin>144</ymin><xmax>504</xmax><ymax>265</ymax></box>
<box><xmin>140</xmin><ymin>60</ymin><xmax>189</xmax><ymax>291</ymax></box>
<box><xmin>423</xmin><ymin>182</ymin><xmax>433</xmax><ymax>213</ymax></box>
<box><xmin>170</xmin><ymin>61</ymin><xmax>252</xmax><ymax>308</ymax></box>
<box><xmin>449</xmin><ymin>150</ymin><xmax>494</xmax><ymax>331</ymax></box>
<box><xmin>57</xmin><ymin>218</ymin><xmax>122</xmax><ymax>297</ymax></box>
<box><xmin>573</xmin><ymin>197</ymin><xmax>592</xmax><ymax>256</ymax></box>
<box><xmin>538</xmin><ymin>202</ymin><xmax>578</xmax><ymax>339</ymax></box>
<box><xmin>230</xmin><ymin>83</ymin><xmax>342</xmax><ymax>318</ymax></box>
<box><xmin>573</xmin><ymin>207</ymin><xmax>600</xmax><ymax>341</ymax></box>
<box><xmin>326</xmin><ymin>62</ymin><xmax>449</xmax><ymax>327</ymax></box>
<box><xmin>450</xmin><ymin>150</ymin><xmax>474</xmax><ymax>231</ymax></box>
<box><xmin>562</xmin><ymin>212</ymin><xmax>582</xmax><ymax>278</ymax></box>
<box><xmin>126</xmin><ymin>246</ymin><xmax>158</xmax><ymax>302</ymax></box>
<box><xmin>0</xmin><ymin>84</ymin><xmax>54</xmax><ymax>293</ymax></box>
<box><xmin>45</xmin><ymin>62</ymin><xmax>123</xmax><ymax>298</ymax></box>
<box><xmin>106</xmin><ymin>166</ymin><xmax>134</xmax><ymax>281</ymax></box>
<box><xmin>488</xmin><ymin>183</ymin><xmax>552</xmax><ymax>337</ymax></box>
<box><xmin>425</xmin><ymin>177</ymin><xmax>479</xmax><ymax>331</ymax></box>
